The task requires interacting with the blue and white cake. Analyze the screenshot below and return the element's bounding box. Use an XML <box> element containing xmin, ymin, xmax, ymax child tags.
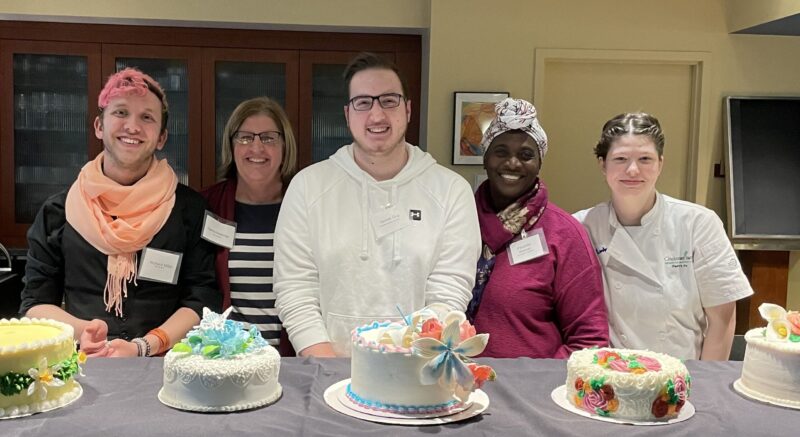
<box><xmin>347</xmin><ymin>305</ymin><xmax>494</xmax><ymax>415</ymax></box>
<box><xmin>158</xmin><ymin>308</ymin><xmax>282</xmax><ymax>412</ymax></box>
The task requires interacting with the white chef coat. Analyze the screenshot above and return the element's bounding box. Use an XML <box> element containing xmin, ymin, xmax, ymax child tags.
<box><xmin>574</xmin><ymin>193</ymin><xmax>753</xmax><ymax>360</ymax></box>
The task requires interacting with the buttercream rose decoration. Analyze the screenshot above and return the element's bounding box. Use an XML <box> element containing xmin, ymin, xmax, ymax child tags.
<box><xmin>582</xmin><ymin>390</ymin><xmax>608</xmax><ymax>415</ymax></box>
<box><xmin>787</xmin><ymin>312</ymin><xmax>800</xmax><ymax>336</ymax></box>
<box><xmin>419</xmin><ymin>318</ymin><xmax>443</xmax><ymax>341</ymax></box>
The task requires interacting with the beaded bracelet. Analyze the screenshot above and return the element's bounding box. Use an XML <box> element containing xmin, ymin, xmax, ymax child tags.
<box><xmin>148</xmin><ymin>328</ymin><xmax>170</xmax><ymax>355</ymax></box>
<box><xmin>131</xmin><ymin>338</ymin><xmax>148</xmax><ymax>357</ymax></box>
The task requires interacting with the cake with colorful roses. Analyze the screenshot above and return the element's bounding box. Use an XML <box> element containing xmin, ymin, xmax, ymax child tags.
<box><xmin>0</xmin><ymin>317</ymin><xmax>85</xmax><ymax>418</ymax></box>
<box><xmin>347</xmin><ymin>304</ymin><xmax>495</xmax><ymax>415</ymax></box>
<box><xmin>565</xmin><ymin>347</ymin><xmax>690</xmax><ymax>421</ymax></box>
<box><xmin>735</xmin><ymin>303</ymin><xmax>800</xmax><ymax>409</ymax></box>
<box><xmin>158</xmin><ymin>308</ymin><xmax>282</xmax><ymax>412</ymax></box>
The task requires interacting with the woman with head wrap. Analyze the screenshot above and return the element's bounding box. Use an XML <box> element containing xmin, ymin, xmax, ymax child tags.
<box><xmin>574</xmin><ymin>112</ymin><xmax>753</xmax><ymax>360</ymax></box>
<box><xmin>467</xmin><ymin>98</ymin><xmax>608</xmax><ymax>358</ymax></box>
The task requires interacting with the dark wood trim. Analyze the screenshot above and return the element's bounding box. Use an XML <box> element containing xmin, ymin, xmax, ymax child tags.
<box><xmin>0</xmin><ymin>21</ymin><xmax>421</xmax><ymax>52</ymax></box>
<box><xmin>736</xmin><ymin>250</ymin><xmax>790</xmax><ymax>333</ymax></box>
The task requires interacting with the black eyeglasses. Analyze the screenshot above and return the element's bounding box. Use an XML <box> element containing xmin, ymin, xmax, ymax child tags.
<box><xmin>348</xmin><ymin>93</ymin><xmax>405</xmax><ymax>111</ymax></box>
<box><xmin>232</xmin><ymin>131</ymin><xmax>283</xmax><ymax>145</ymax></box>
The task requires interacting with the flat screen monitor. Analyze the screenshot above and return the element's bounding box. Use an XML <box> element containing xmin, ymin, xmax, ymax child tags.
<box><xmin>724</xmin><ymin>96</ymin><xmax>800</xmax><ymax>249</ymax></box>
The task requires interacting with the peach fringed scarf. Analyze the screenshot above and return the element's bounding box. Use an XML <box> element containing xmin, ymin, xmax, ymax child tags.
<box><xmin>65</xmin><ymin>152</ymin><xmax>178</xmax><ymax>316</ymax></box>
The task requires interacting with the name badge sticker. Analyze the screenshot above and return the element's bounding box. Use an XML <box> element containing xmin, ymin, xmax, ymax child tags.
<box><xmin>138</xmin><ymin>247</ymin><xmax>183</xmax><ymax>284</ymax></box>
<box><xmin>508</xmin><ymin>227</ymin><xmax>549</xmax><ymax>265</ymax></box>
<box><xmin>370</xmin><ymin>205</ymin><xmax>410</xmax><ymax>240</ymax></box>
<box><xmin>201</xmin><ymin>210</ymin><xmax>237</xmax><ymax>249</ymax></box>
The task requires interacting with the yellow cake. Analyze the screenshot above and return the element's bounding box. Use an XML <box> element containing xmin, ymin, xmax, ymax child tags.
<box><xmin>0</xmin><ymin>318</ymin><xmax>84</xmax><ymax>418</ymax></box>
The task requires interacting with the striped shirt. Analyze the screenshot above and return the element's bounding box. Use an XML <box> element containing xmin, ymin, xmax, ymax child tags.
<box><xmin>228</xmin><ymin>201</ymin><xmax>282</xmax><ymax>346</ymax></box>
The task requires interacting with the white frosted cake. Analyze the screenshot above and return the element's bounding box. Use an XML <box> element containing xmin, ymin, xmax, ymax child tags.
<box><xmin>735</xmin><ymin>303</ymin><xmax>800</xmax><ymax>409</ymax></box>
<box><xmin>158</xmin><ymin>308</ymin><xmax>281</xmax><ymax>412</ymax></box>
<box><xmin>566</xmin><ymin>348</ymin><xmax>690</xmax><ymax>421</ymax></box>
<box><xmin>347</xmin><ymin>305</ymin><xmax>495</xmax><ymax>415</ymax></box>
<box><xmin>0</xmin><ymin>318</ymin><xmax>84</xmax><ymax>418</ymax></box>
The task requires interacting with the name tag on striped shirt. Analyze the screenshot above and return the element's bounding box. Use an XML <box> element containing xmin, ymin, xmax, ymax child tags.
<box><xmin>201</xmin><ymin>210</ymin><xmax>237</xmax><ymax>249</ymax></box>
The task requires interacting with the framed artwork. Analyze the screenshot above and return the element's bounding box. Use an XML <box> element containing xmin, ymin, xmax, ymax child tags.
<box><xmin>452</xmin><ymin>91</ymin><xmax>509</xmax><ymax>165</ymax></box>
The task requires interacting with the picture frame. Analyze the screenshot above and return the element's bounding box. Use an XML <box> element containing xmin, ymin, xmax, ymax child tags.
<box><xmin>452</xmin><ymin>91</ymin><xmax>509</xmax><ymax>165</ymax></box>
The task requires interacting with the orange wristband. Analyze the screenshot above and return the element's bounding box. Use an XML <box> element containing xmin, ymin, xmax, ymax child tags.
<box><xmin>148</xmin><ymin>328</ymin><xmax>170</xmax><ymax>354</ymax></box>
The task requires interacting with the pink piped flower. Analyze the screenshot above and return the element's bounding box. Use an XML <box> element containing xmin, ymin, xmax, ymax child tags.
<box><xmin>459</xmin><ymin>320</ymin><xmax>477</xmax><ymax>342</ymax></box>
<box><xmin>582</xmin><ymin>390</ymin><xmax>607</xmax><ymax>413</ymax></box>
<box><xmin>636</xmin><ymin>356</ymin><xmax>662</xmax><ymax>372</ymax></box>
<box><xmin>419</xmin><ymin>318</ymin><xmax>443</xmax><ymax>340</ymax></box>
<box><xmin>787</xmin><ymin>312</ymin><xmax>800</xmax><ymax>336</ymax></box>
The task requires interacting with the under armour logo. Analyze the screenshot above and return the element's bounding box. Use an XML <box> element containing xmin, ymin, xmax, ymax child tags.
<box><xmin>409</xmin><ymin>210</ymin><xmax>422</xmax><ymax>221</ymax></box>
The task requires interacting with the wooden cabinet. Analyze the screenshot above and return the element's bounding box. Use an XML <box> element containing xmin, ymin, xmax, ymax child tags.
<box><xmin>0</xmin><ymin>21</ymin><xmax>421</xmax><ymax>247</ymax></box>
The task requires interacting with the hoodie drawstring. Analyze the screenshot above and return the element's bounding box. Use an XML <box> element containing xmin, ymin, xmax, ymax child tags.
<box><xmin>390</xmin><ymin>184</ymin><xmax>401</xmax><ymax>264</ymax></box>
<box><xmin>359</xmin><ymin>172</ymin><xmax>369</xmax><ymax>260</ymax></box>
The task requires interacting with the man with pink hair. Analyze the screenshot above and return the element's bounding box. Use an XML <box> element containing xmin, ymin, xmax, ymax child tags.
<box><xmin>21</xmin><ymin>68</ymin><xmax>220</xmax><ymax>358</ymax></box>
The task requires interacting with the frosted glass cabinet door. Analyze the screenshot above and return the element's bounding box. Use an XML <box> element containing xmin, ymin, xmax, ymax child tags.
<box><xmin>114</xmin><ymin>58</ymin><xmax>190</xmax><ymax>185</ymax></box>
<box><xmin>214</xmin><ymin>61</ymin><xmax>287</xmax><ymax>171</ymax></box>
<box><xmin>310</xmin><ymin>63</ymin><xmax>351</xmax><ymax>164</ymax></box>
<box><xmin>13</xmin><ymin>53</ymin><xmax>89</xmax><ymax>223</ymax></box>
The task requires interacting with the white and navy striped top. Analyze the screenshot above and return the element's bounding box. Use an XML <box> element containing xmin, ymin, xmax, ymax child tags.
<box><xmin>228</xmin><ymin>201</ymin><xmax>282</xmax><ymax>347</ymax></box>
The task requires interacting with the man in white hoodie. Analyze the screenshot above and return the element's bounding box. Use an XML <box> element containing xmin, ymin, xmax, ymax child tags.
<box><xmin>274</xmin><ymin>53</ymin><xmax>481</xmax><ymax>357</ymax></box>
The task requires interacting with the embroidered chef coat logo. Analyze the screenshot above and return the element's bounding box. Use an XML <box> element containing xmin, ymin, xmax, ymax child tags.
<box><xmin>664</xmin><ymin>251</ymin><xmax>691</xmax><ymax>268</ymax></box>
<box><xmin>409</xmin><ymin>210</ymin><xmax>422</xmax><ymax>221</ymax></box>
<box><xmin>595</xmin><ymin>246</ymin><xmax>607</xmax><ymax>255</ymax></box>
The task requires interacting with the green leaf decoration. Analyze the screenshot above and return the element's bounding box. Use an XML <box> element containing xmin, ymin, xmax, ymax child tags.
<box><xmin>590</xmin><ymin>376</ymin><xmax>606</xmax><ymax>391</ymax></box>
<box><xmin>0</xmin><ymin>372</ymin><xmax>34</xmax><ymax>396</ymax></box>
<box><xmin>201</xmin><ymin>345</ymin><xmax>220</xmax><ymax>358</ymax></box>
<box><xmin>188</xmin><ymin>335</ymin><xmax>203</xmax><ymax>346</ymax></box>
<box><xmin>789</xmin><ymin>333</ymin><xmax>800</xmax><ymax>343</ymax></box>
<box><xmin>172</xmin><ymin>343</ymin><xmax>192</xmax><ymax>353</ymax></box>
<box><xmin>596</xmin><ymin>408</ymin><xmax>610</xmax><ymax>417</ymax></box>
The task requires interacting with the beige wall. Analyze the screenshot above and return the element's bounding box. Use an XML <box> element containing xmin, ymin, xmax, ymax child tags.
<box><xmin>3</xmin><ymin>0</ymin><xmax>800</xmax><ymax>304</ymax></box>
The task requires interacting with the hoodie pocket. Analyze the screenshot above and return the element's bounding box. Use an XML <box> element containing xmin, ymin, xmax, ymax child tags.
<box><xmin>326</xmin><ymin>311</ymin><xmax>402</xmax><ymax>357</ymax></box>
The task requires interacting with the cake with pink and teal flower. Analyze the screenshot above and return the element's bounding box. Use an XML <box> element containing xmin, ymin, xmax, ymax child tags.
<box><xmin>566</xmin><ymin>348</ymin><xmax>690</xmax><ymax>421</ymax></box>
<box><xmin>158</xmin><ymin>308</ymin><xmax>281</xmax><ymax>412</ymax></box>
<box><xmin>735</xmin><ymin>303</ymin><xmax>800</xmax><ymax>409</ymax></box>
<box><xmin>347</xmin><ymin>304</ymin><xmax>495</xmax><ymax>416</ymax></box>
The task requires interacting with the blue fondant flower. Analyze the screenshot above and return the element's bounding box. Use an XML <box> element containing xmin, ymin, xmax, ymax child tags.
<box><xmin>176</xmin><ymin>307</ymin><xmax>268</xmax><ymax>359</ymax></box>
<box><xmin>412</xmin><ymin>311</ymin><xmax>488</xmax><ymax>401</ymax></box>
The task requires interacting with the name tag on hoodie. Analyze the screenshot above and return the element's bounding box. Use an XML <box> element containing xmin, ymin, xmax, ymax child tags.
<box><xmin>371</xmin><ymin>206</ymin><xmax>410</xmax><ymax>240</ymax></box>
<box><xmin>138</xmin><ymin>247</ymin><xmax>183</xmax><ymax>284</ymax></box>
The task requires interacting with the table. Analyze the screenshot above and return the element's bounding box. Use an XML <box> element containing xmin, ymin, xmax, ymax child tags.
<box><xmin>1</xmin><ymin>358</ymin><xmax>798</xmax><ymax>436</ymax></box>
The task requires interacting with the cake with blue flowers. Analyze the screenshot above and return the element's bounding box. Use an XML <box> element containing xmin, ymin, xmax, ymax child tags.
<box><xmin>158</xmin><ymin>308</ymin><xmax>282</xmax><ymax>412</ymax></box>
<box><xmin>347</xmin><ymin>305</ymin><xmax>495</xmax><ymax>416</ymax></box>
<box><xmin>0</xmin><ymin>317</ymin><xmax>84</xmax><ymax>418</ymax></box>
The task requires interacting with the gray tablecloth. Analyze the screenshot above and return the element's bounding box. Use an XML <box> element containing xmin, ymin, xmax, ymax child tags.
<box><xmin>1</xmin><ymin>357</ymin><xmax>798</xmax><ymax>436</ymax></box>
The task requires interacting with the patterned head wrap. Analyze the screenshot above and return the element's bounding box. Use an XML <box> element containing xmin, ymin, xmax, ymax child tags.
<box><xmin>480</xmin><ymin>98</ymin><xmax>548</xmax><ymax>158</ymax></box>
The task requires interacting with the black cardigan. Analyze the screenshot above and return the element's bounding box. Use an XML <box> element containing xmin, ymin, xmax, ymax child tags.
<box><xmin>20</xmin><ymin>184</ymin><xmax>221</xmax><ymax>340</ymax></box>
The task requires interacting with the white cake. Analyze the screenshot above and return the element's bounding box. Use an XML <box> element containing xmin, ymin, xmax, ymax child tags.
<box><xmin>0</xmin><ymin>318</ymin><xmax>84</xmax><ymax>418</ymax></box>
<box><xmin>735</xmin><ymin>303</ymin><xmax>800</xmax><ymax>409</ymax></box>
<box><xmin>158</xmin><ymin>308</ymin><xmax>281</xmax><ymax>412</ymax></box>
<box><xmin>346</xmin><ymin>305</ymin><xmax>494</xmax><ymax>414</ymax></box>
<box><xmin>566</xmin><ymin>348</ymin><xmax>690</xmax><ymax>421</ymax></box>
